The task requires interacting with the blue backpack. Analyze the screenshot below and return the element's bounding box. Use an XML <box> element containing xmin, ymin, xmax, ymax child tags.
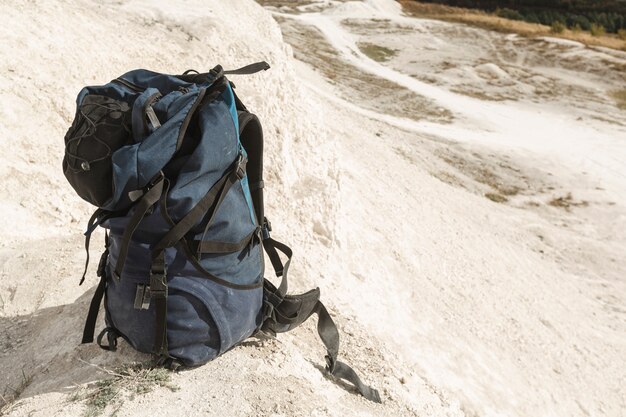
<box><xmin>63</xmin><ymin>62</ymin><xmax>379</xmax><ymax>402</ymax></box>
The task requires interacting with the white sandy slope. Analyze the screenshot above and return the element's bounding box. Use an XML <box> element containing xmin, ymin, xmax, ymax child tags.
<box><xmin>1</xmin><ymin>0</ymin><xmax>625</xmax><ymax>416</ymax></box>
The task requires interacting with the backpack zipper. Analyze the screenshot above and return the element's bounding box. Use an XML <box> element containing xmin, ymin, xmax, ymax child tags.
<box><xmin>112</xmin><ymin>77</ymin><xmax>146</xmax><ymax>93</ymax></box>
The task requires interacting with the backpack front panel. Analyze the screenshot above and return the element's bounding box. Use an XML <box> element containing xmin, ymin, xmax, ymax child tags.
<box><xmin>102</xmin><ymin>79</ymin><xmax>264</xmax><ymax>367</ymax></box>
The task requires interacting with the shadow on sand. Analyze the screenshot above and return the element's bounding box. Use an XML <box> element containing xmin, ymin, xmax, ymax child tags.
<box><xmin>0</xmin><ymin>287</ymin><xmax>148</xmax><ymax>415</ymax></box>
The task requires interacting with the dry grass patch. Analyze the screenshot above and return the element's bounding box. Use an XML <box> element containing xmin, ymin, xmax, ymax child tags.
<box><xmin>357</xmin><ymin>42</ymin><xmax>398</xmax><ymax>62</ymax></box>
<box><xmin>611</xmin><ymin>89</ymin><xmax>626</xmax><ymax>110</ymax></box>
<box><xmin>68</xmin><ymin>362</ymin><xmax>179</xmax><ymax>417</ymax></box>
<box><xmin>549</xmin><ymin>193</ymin><xmax>589</xmax><ymax>210</ymax></box>
<box><xmin>439</xmin><ymin>152</ymin><xmax>522</xmax><ymax>197</ymax></box>
<box><xmin>485</xmin><ymin>192</ymin><xmax>508</xmax><ymax>203</ymax></box>
<box><xmin>399</xmin><ymin>1</ymin><xmax>626</xmax><ymax>51</ymax></box>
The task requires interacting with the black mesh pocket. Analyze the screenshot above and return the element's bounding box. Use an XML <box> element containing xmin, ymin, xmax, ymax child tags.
<box><xmin>63</xmin><ymin>94</ymin><xmax>132</xmax><ymax>207</ymax></box>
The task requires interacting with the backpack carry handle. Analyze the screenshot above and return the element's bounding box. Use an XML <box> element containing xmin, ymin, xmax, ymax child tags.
<box><xmin>177</xmin><ymin>61</ymin><xmax>270</xmax><ymax>84</ymax></box>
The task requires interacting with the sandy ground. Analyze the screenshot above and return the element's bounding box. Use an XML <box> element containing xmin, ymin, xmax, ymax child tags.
<box><xmin>1</xmin><ymin>0</ymin><xmax>625</xmax><ymax>416</ymax></box>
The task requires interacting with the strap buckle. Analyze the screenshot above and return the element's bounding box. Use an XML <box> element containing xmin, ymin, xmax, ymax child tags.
<box><xmin>149</xmin><ymin>267</ymin><xmax>168</xmax><ymax>298</ymax></box>
<box><xmin>235</xmin><ymin>154</ymin><xmax>247</xmax><ymax>179</ymax></box>
<box><xmin>261</xmin><ymin>217</ymin><xmax>272</xmax><ymax>240</ymax></box>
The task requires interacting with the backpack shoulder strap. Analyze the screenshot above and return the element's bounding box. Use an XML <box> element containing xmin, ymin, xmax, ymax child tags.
<box><xmin>237</xmin><ymin>109</ymin><xmax>264</xmax><ymax>225</ymax></box>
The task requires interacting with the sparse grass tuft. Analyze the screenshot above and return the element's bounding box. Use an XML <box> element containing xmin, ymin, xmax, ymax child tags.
<box><xmin>69</xmin><ymin>362</ymin><xmax>179</xmax><ymax>417</ymax></box>
<box><xmin>548</xmin><ymin>193</ymin><xmax>589</xmax><ymax>210</ymax></box>
<box><xmin>357</xmin><ymin>42</ymin><xmax>398</xmax><ymax>62</ymax></box>
<box><xmin>485</xmin><ymin>193</ymin><xmax>508</xmax><ymax>203</ymax></box>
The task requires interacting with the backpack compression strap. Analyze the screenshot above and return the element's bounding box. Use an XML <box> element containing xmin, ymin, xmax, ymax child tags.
<box><xmin>261</xmin><ymin>237</ymin><xmax>381</xmax><ymax>403</ymax></box>
<box><xmin>149</xmin><ymin>155</ymin><xmax>249</xmax><ymax>357</ymax></box>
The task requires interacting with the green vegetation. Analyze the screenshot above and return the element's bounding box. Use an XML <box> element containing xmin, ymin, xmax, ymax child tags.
<box><xmin>496</xmin><ymin>7</ymin><xmax>523</xmax><ymax>20</ymax></box>
<box><xmin>551</xmin><ymin>20</ymin><xmax>566</xmax><ymax>33</ymax></box>
<box><xmin>401</xmin><ymin>1</ymin><xmax>625</xmax><ymax>51</ymax></box>
<box><xmin>590</xmin><ymin>23</ymin><xmax>606</xmax><ymax>36</ymax></box>
<box><xmin>412</xmin><ymin>1</ymin><xmax>626</xmax><ymax>33</ymax></box>
<box><xmin>357</xmin><ymin>42</ymin><xmax>398</xmax><ymax>62</ymax></box>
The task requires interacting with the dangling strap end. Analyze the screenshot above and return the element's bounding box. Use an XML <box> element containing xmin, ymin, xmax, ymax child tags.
<box><xmin>223</xmin><ymin>61</ymin><xmax>271</xmax><ymax>76</ymax></box>
<box><xmin>325</xmin><ymin>354</ymin><xmax>336</xmax><ymax>373</ymax></box>
<box><xmin>328</xmin><ymin>360</ymin><xmax>382</xmax><ymax>404</ymax></box>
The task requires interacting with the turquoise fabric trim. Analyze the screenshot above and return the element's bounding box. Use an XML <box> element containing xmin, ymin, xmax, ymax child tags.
<box><xmin>224</xmin><ymin>85</ymin><xmax>256</xmax><ymax>224</ymax></box>
<box><xmin>224</xmin><ymin>83</ymin><xmax>239</xmax><ymax>134</ymax></box>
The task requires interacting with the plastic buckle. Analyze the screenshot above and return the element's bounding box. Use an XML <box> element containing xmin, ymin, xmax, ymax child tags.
<box><xmin>261</xmin><ymin>217</ymin><xmax>272</xmax><ymax>240</ymax></box>
<box><xmin>235</xmin><ymin>154</ymin><xmax>247</xmax><ymax>179</ymax></box>
<box><xmin>149</xmin><ymin>268</ymin><xmax>168</xmax><ymax>298</ymax></box>
<box><xmin>209</xmin><ymin>65</ymin><xmax>224</xmax><ymax>80</ymax></box>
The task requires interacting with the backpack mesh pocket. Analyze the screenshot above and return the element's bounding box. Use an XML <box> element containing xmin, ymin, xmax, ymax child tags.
<box><xmin>63</xmin><ymin>94</ymin><xmax>132</xmax><ymax>207</ymax></box>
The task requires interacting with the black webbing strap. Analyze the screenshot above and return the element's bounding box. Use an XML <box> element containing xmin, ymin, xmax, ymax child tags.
<box><xmin>80</xmin><ymin>208</ymin><xmax>121</xmax><ymax>285</ymax></box>
<box><xmin>262</xmin><ymin>237</ymin><xmax>290</xmax><ymax>296</ymax></box>
<box><xmin>81</xmin><ymin>267</ymin><xmax>107</xmax><ymax>344</ymax></box>
<box><xmin>155</xmin><ymin>157</ymin><xmax>245</xmax><ymax>253</ymax></box>
<box><xmin>314</xmin><ymin>301</ymin><xmax>381</xmax><ymax>403</ymax></box>
<box><xmin>150</xmin><ymin>250</ymin><xmax>169</xmax><ymax>356</ymax></box>
<box><xmin>191</xmin><ymin>228</ymin><xmax>258</xmax><ymax>254</ymax></box>
<box><xmin>223</xmin><ymin>61</ymin><xmax>270</xmax><ymax>75</ymax></box>
<box><xmin>81</xmin><ymin>235</ymin><xmax>110</xmax><ymax>344</ymax></box>
<box><xmin>112</xmin><ymin>174</ymin><xmax>164</xmax><ymax>281</ymax></box>
<box><xmin>79</xmin><ymin>208</ymin><xmax>105</xmax><ymax>285</ymax></box>
<box><xmin>178</xmin><ymin>62</ymin><xmax>269</xmax><ymax>85</ymax></box>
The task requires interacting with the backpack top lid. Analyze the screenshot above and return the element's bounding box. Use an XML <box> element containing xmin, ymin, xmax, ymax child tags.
<box><xmin>63</xmin><ymin>65</ymin><xmax>232</xmax><ymax>212</ymax></box>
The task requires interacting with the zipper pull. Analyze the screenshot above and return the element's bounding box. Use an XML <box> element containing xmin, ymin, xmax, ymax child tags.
<box><xmin>146</xmin><ymin>106</ymin><xmax>161</xmax><ymax>129</ymax></box>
